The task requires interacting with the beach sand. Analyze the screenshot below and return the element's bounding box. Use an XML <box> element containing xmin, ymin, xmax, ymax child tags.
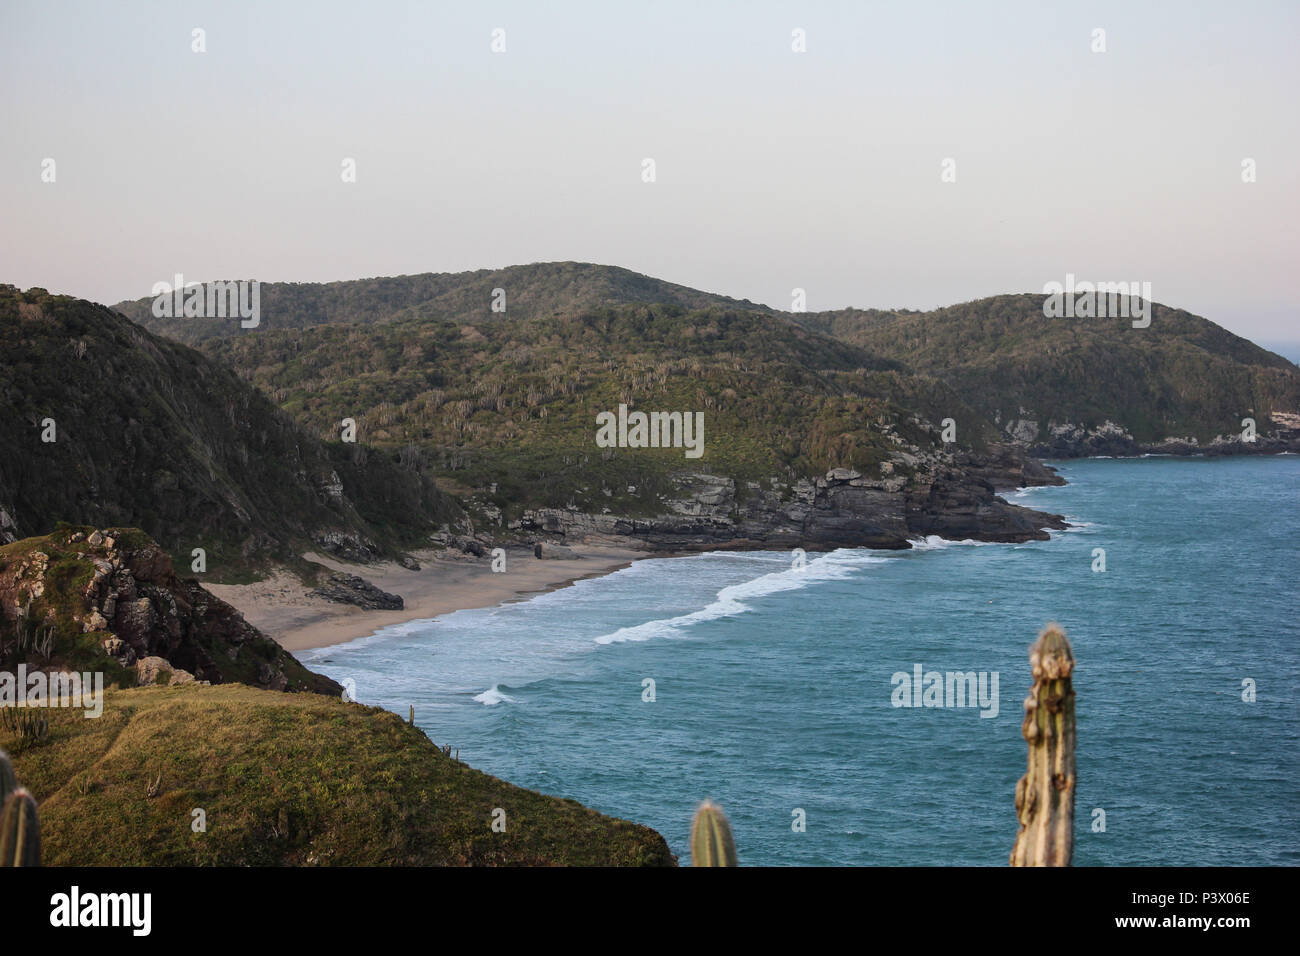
<box><xmin>206</xmin><ymin>545</ymin><xmax>646</xmax><ymax>653</ymax></box>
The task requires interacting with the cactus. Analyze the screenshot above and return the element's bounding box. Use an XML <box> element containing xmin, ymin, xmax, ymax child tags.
<box><xmin>0</xmin><ymin>789</ymin><xmax>40</xmax><ymax>866</ymax></box>
<box><xmin>0</xmin><ymin>749</ymin><xmax>39</xmax><ymax>866</ymax></box>
<box><xmin>1010</xmin><ymin>623</ymin><xmax>1076</xmax><ymax>867</ymax></box>
<box><xmin>0</xmin><ymin>750</ymin><xmax>15</xmax><ymax>804</ymax></box>
<box><xmin>0</xmin><ymin>706</ymin><xmax>51</xmax><ymax>749</ymax></box>
<box><xmin>690</xmin><ymin>800</ymin><xmax>738</xmax><ymax>867</ymax></box>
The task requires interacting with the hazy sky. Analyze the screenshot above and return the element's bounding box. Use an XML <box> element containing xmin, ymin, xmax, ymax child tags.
<box><xmin>2</xmin><ymin>0</ymin><xmax>1296</xmax><ymax>341</ymax></box>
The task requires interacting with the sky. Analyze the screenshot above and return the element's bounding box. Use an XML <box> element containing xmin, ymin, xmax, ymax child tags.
<box><xmin>1</xmin><ymin>0</ymin><xmax>1296</xmax><ymax>343</ymax></box>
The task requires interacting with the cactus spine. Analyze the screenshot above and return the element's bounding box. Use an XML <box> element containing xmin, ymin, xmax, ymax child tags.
<box><xmin>1010</xmin><ymin>623</ymin><xmax>1076</xmax><ymax>866</ymax></box>
<box><xmin>0</xmin><ymin>750</ymin><xmax>40</xmax><ymax>866</ymax></box>
<box><xmin>690</xmin><ymin>800</ymin><xmax>738</xmax><ymax>867</ymax></box>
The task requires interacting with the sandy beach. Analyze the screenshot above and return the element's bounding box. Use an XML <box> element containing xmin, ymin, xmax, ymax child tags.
<box><xmin>206</xmin><ymin>545</ymin><xmax>647</xmax><ymax>653</ymax></box>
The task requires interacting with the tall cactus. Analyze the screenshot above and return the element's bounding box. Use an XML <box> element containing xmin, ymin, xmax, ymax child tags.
<box><xmin>690</xmin><ymin>800</ymin><xmax>738</xmax><ymax>867</ymax></box>
<box><xmin>0</xmin><ymin>750</ymin><xmax>40</xmax><ymax>866</ymax></box>
<box><xmin>0</xmin><ymin>749</ymin><xmax>15</xmax><ymax>804</ymax></box>
<box><xmin>1010</xmin><ymin>623</ymin><xmax>1076</xmax><ymax>866</ymax></box>
<box><xmin>0</xmin><ymin>788</ymin><xmax>40</xmax><ymax>866</ymax></box>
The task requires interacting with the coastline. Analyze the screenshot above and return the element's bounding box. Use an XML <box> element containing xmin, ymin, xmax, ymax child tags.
<box><xmin>206</xmin><ymin>545</ymin><xmax>646</xmax><ymax>653</ymax></box>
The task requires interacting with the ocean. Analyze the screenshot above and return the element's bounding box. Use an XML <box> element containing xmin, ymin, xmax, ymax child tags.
<box><xmin>301</xmin><ymin>456</ymin><xmax>1299</xmax><ymax>865</ymax></box>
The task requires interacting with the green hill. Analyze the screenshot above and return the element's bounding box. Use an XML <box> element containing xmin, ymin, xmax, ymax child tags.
<box><xmin>192</xmin><ymin>300</ymin><xmax>1003</xmax><ymax>521</ymax></box>
<box><xmin>116</xmin><ymin>263</ymin><xmax>1299</xmax><ymax>459</ymax></box>
<box><xmin>797</xmin><ymin>293</ymin><xmax>1300</xmax><ymax>451</ymax></box>
<box><xmin>0</xmin><ymin>286</ymin><xmax>462</xmax><ymax>578</ymax></box>
<box><xmin>114</xmin><ymin>262</ymin><xmax>775</xmax><ymax>347</ymax></box>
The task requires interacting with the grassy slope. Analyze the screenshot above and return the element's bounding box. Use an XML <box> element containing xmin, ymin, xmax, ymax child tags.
<box><xmin>799</xmin><ymin>294</ymin><xmax>1300</xmax><ymax>443</ymax></box>
<box><xmin>7</xmin><ymin>683</ymin><xmax>674</xmax><ymax>866</ymax></box>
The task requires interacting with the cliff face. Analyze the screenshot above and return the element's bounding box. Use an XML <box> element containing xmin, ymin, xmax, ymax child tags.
<box><xmin>0</xmin><ymin>286</ymin><xmax>462</xmax><ymax>571</ymax></box>
<box><xmin>1021</xmin><ymin>414</ymin><xmax>1300</xmax><ymax>459</ymax></box>
<box><xmin>0</xmin><ymin>527</ymin><xmax>339</xmax><ymax>695</ymax></box>
<box><xmin>507</xmin><ymin>445</ymin><xmax>1066</xmax><ymax>552</ymax></box>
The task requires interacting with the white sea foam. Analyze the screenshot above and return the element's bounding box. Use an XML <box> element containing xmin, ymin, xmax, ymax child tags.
<box><xmin>1051</xmin><ymin>520</ymin><xmax>1096</xmax><ymax>535</ymax></box>
<box><xmin>1008</xmin><ymin>485</ymin><xmax>1050</xmax><ymax>499</ymax></box>
<box><xmin>473</xmin><ymin>685</ymin><xmax>518</xmax><ymax>706</ymax></box>
<box><xmin>593</xmin><ymin>550</ymin><xmax>885</xmax><ymax>644</ymax></box>
<box><xmin>906</xmin><ymin>535</ymin><xmax>998</xmax><ymax>551</ymax></box>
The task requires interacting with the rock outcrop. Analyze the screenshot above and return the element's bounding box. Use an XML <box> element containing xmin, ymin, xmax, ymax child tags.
<box><xmin>0</xmin><ymin>526</ymin><xmax>341</xmax><ymax>695</ymax></box>
<box><xmin>1022</xmin><ymin>415</ymin><xmax>1300</xmax><ymax>459</ymax></box>
<box><xmin>509</xmin><ymin>444</ymin><xmax>1067</xmax><ymax>552</ymax></box>
<box><xmin>310</xmin><ymin>573</ymin><xmax>404</xmax><ymax>611</ymax></box>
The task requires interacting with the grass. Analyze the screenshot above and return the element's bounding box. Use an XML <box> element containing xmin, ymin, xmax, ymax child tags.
<box><xmin>6</xmin><ymin>683</ymin><xmax>675</xmax><ymax>866</ymax></box>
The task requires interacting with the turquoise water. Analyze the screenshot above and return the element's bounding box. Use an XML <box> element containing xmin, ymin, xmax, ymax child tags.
<box><xmin>302</xmin><ymin>457</ymin><xmax>1299</xmax><ymax>865</ymax></box>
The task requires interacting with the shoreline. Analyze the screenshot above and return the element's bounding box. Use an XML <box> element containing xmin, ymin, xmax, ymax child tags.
<box><xmin>209</xmin><ymin>461</ymin><xmax>1195</xmax><ymax>656</ymax></box>
<box><xmin>206</xmin><ymin>545</ymin><xmax>647</xmax><ymax>653</ymax></box>
<box><xmin>212</xmin><ymin>502</ymin><xmax>1079</xmax><ymax>656</ymax></box>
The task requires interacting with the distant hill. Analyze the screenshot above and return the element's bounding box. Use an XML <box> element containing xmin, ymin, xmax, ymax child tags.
<box><xmin>190</xmin><ymin>299</ymin><xmax>1007</xmax><ymax>520</ymax></box>
<box><xmin>116</xmin><ymin>261</ymin><xmax>1300</xmax><ymax>466</ymax></box>
<box><xmin>0</xmin><ymin>286</ymin><xmax>461</xmax><ymax>576</ymax></box>
<box><xmin>795</xmin><ymin>293</ymin><xmax>1300</xmax><ymax>452</ymax></box>
<box><xmin>114</xmin><ymin>262</ymin><xmax>775</xmax><ymax>347</ymax></box>
<box><xmin>1257</xmin><ymin>340</ymin><xmax>1300</xmax><ymax>367</ymax></box>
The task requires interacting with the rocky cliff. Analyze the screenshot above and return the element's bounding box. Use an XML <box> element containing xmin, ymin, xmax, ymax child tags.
<box><xmin>505</xmin><ymin>444</ymin><xmax>1066</xmax><ymax>552</ymax></box>
<box><xmin>0</xmin><ymin>286</ymin><xmax>462</xmax><ymax>574</ymax></box>
<box><xmin>0</xmin><ymin>526</ymin><xmax>340</xmax><ymax>694</ymax></box>
<box><xmin>1020</xmin><ymin>413</ymin><xmax>1300</xmax><ymax>459</ymax></box>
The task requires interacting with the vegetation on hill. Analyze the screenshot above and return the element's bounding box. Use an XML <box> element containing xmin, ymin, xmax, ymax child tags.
<box><xmin>797</xmin><ymin>294</ymin><xmax>1300</xmax><ymax>445</ymax></box>
<box><xmin>195</xmin><ymin>303</ymin><xmax>997</xmax><ymax>520</ymax></box>
<box><xmin>120</xmin><ymin>263</ymin><xmax>1299</xmax><ymax>459</ymax></box>
<box><xmin>6</xmin><ymin>682</ymin><xmax>675</xmax><ymax>865</ymax></box>
<box><xmin>115</xmin><ymin>261</ymin><xmax>774</xmax><ymax>347</ymax></box>
<box><xmin>0</xmin><ymin>286</ymin><xmax>462</xmax><ymax>578</ymax></box>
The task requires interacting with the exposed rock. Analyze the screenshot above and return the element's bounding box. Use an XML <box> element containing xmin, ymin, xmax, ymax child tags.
<box><xmin>312</xmin><ymin>530</ymin><xmax>380</xmax><ymax>563</ymax></box>
<box><xmin>310</xmin><ymin>573</ymin><xmax>404</xmax><ymax>610</ymax></box>
<box><xmin>955</xmin><ymin>445</ymin><xmax>1066</xmax><ymax>491</ymax></box>
<box><xmin>100</xmin><ymin>636</ymin><xmax>133</xmax><ymax>664</ymax></box>
<box><xmin>534</xmin><ymin>542</ymin><xmax>579</xmax><ymax>560</ymax></box>
<box><xmin>399</xmin><ymin>555</ymin><xmax>422</xmax><ymax>571</ymax></box>
<box><xmin>511</xmin><ymin>443</ymin><xmax>1066</xmax><ymax>552</ymax></box>
<box><xmin>135</xmin><ymin>655</ymin><xmax>196</xmax><ymax>687</ymax></box>
<box><xmin>1005</xmin><ymin>419</ymin><xmax>1039</xmax><ymax>443</ymax></box>
<box><xmin>452</xmin><ymin>536</ymin><xmax>487</xmax><ymax>557</ymax></box>
<box><xmin>1021</xmin><ymin>417</ymin><xmax>1300</xmax><ymax>458</ymax></box>
<box><xmin>0</xmin><ymin>526</ymin><xmax>341</xmax><ymax>695</ymax></box>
